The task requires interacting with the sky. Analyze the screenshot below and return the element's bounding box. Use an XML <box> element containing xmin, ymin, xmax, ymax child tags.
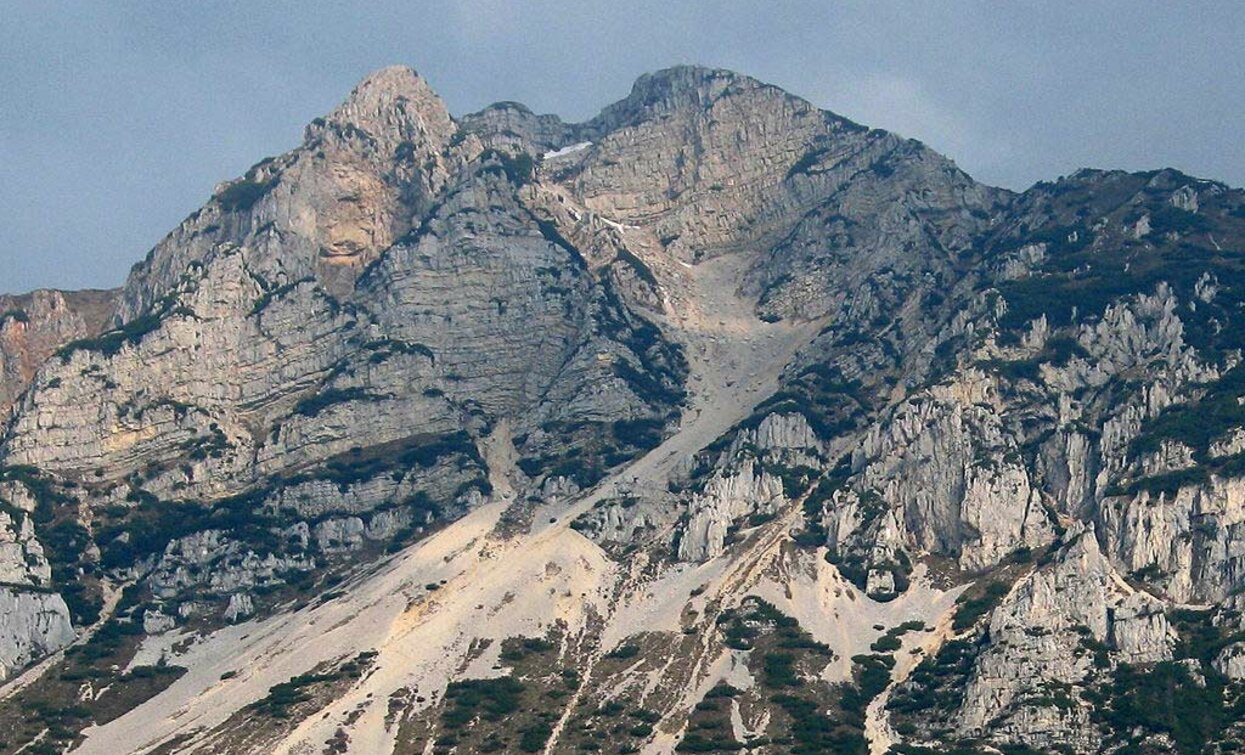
<box><xmin>2</xmin><ymin>1</ymin><xmax>1243</xmax><ymax>294</ymax></box>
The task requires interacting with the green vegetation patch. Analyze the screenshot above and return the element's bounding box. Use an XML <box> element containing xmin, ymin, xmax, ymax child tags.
<box><xmin>1131</xmin><ymin>365</ymin><xmax>1245</xmax><ymax>462</ymax></box>
<box><xmin>1077</xmin><ymin>608</ymin><xmax>1245</xmax><ymax>753</ymax></box>
<box><xmin>951</xmin><ymin>581</ymin><xmax>1010</xmax><ymax>632</ymax></box>
<box><xmin>785</xmin><ymin>146</ymin><xmax>830</xmax><ymax>180</ymax></box>
<box><xmin>478</xmin><ymin>148</ymin><xmax>535</xmax><ymax>187</ymax></box>
<box><xmin>396</xmin><ymin>631</ymin><xmax>596</xmax><ymax>754</ymax></box>
<box><xmin>293</xmin><ymin>387</ymin><xmax>387</xmax><ymax>417</ymax></box>
<box><xmin>677</xmin><ymin>684</ymin><xmax>744</xmax><ymax>752</ymax></box>
<box><xmin>248</xmin><ymin>652</ymin><xmax>376</xmax><ymax>720</ymax></box>
<box><xmin>676</xmin><ymin>598</ymin><xmax>868</xmax><ymax>754</ymax></box>
<box><xmin>217</xmin><ymin>173</ymin><xmax>278</xmax><ymax>212</ymax></box>
<box><xmin>57</xmin><ymin>307</ymin><xmax>182</xmax><ymax>360</ymax></box>
<box><xmin>0</xmin><ymin>308</ymin><xmax>29</xmax><ymax>325</ymax></box>
<box><xmin>888</xmin><ymin>637</ymin><xmax>983</xmax><ymax>720</ymax></box>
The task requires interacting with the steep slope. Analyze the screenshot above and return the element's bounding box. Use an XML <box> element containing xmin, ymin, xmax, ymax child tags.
<box><xmin>1</xmin><ymin>65</ymin><xmax>1244</xmax><ymax>755</ymax></box>
<box><xmin>0</xmin><ymin>288</ymin><xmax>116</xmax><ymax>685</ymax></box>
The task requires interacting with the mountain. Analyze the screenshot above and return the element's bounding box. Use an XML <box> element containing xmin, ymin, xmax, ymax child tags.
<box><xmin>1</xmin><ymin>64</ymin><xmax>1243</xmax><ymax>754</ymax></box>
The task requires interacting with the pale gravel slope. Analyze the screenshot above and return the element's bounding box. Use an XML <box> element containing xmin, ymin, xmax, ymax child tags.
<box><xmin>74</xmin><ymin>248</ymin><xmax>824</xmax><ymax>754</ymax></box>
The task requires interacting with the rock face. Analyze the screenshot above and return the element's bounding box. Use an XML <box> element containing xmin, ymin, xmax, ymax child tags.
<box><xmin>116</xmin><ymin>66</ymin><xmax>458</xmax><ymax>317</ymax></box>
<box><xmin>0</xmin><ymin>493</ymin><xmax>75</xmax><ymax>679</ymax></box>
<box><xmin>0</xmin><ymin>589</ymin><xmax>74</xmax><ymax>680</ymax></box>
<box><xmin>829</xmin><ymin>368</ymin><xmax>1056</xmax><ymax>577</ymax></box>
<box><xmin>3</xmin><ymin>64</ymin><xmax>1245</xmax><ymax>755</ymax></box>
<box><xmin>678</xmin><ymin>458</ymin><xmax>786</xmax><ymax>561</ymax></box>
<box><xmin>0</xmin><ymin>288</ymin><xmax>116</xmax><ymax>416</ymax></box>
<box><xmin>956</xmin><ymin>526</ymin><xmax>1173</xmax><ymax>748</ymax></box>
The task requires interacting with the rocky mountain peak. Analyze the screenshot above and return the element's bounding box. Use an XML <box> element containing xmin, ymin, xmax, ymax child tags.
<box><xmin>115</xmin><ymin>66</ymin><xmax>463</xmax><ymax>318</ymax></box>
<box><xmin>459</xmin><ymin>99</ymin><xmax>580</xmax><ymax>156</ymax></box>
<box><xmin>590</xmin><ymin>64</ymin><xmax>801</xmax><ymax>132</ymax></box>
<box><xmin>317</xmin><ymin>64</ymin><xmax>455</xmax><ymax>153</ymax></box>
<box><xmin>624</xmin><ymin>64</ymin><xmax>743</xmax><ymax>107</ymax></box>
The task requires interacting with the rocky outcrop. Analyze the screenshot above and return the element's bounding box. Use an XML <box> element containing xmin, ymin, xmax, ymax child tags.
<box><xmin>575</xmin><ymin>67</ymin><xmax>870</xmax><ymax>263</ymax></box>
<box><xmin>117</xmin><ymin>66</ymin><xmax>460</xmax><ymax>318</ymax></box>
<box><xmin>0</xmin><ymin>588</ymin><xmax>74</xmax><ymax>680</ymax></box>
<box><xmin>0</xmin><ymin>508</ymin><xmax>53</xmax><ymax>586</ymax></box>
<box><xmin>146</xmin><ymin>528</ymin><xmax>318</xmax><ymax>602</ymax></box>
<box><xmin>678</xmin><ymin>459</ymin><xmax>786</xmax><ymax>561</ymax></box>
<box><xmin>0</xmin><ymin>477</ymin><xmax>76</xmax><ymax>678</ymax></box>
<box><xmin>0</xmin><ymin>288</ymin><xmax>116</xmax><ymax>416</ymax></box>
<box><xmin>459</xmin><ymin>101</ymin><xmax>581</xmax><ymax>156</ymax></box>
<box><xmin>1214</xmin><ymin>643</ymin><xmax>1245</xmax><ymax>680</ymax></box>
<box><xmin>826</xmin><ymin>369</ymin><xmax>1056</xmax><ymax>575</ymax></box>
<box><xmin>747</xmin><ymin>139</ymin><xmax>1004</xmax><ymax>321</ymax></box>
<box><xmin>955</xmin><ymin>526</ymin><xmax>1173</xmax><ymax>750</ymax></box>
<box><xmin>1099</xmin><ymin>474</ymin><xmax>1245</xmax><ymax>603</ymax></box>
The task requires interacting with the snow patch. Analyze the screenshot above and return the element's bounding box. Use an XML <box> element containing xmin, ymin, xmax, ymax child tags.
<box><xmin>599</xmin><ymin>216</ymin><xmax>640</xmax><ymax>232</ymax></box>
<box><xmin>543</xmin><ymin>141</ymin><xmax>592</xmax><ymax>160</ymax></box>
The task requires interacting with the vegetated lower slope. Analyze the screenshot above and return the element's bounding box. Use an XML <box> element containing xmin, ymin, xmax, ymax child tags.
<box><xmin>0</xmin><ymin>64</ymin><xmax>1243</xmax><ymax>755</ymax></box>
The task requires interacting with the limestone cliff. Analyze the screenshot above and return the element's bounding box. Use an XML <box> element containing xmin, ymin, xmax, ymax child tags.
<box><xmin>0</xmin><ymin>288</ymin><xmax>116</xmax><ymax>416</ymax></box>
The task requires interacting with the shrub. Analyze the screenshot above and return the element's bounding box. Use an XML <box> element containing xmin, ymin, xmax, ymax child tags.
<box><xmin>614</xmin><ymin>248</ymin><xmax>659</xmax><ymax>287</ymax></box>
<box><xmin>611</xmin><ymin>417</ymin><xmax>665</xmax><ymax>449</ymax></box>
<box><xmin>761</xmin><ymin>652</ymin><xmax>800</xmax><ymax>687</ymax></box>
<box><xmin>442</xmin><ymin>677</ymin><xmax>525</xmax><ymax>728</ymax></box>
<box><xmin>479</xmin><ymin>149</ymin><xmax>535</xmax><ymax>186</ymax></box>
<box><xmin>606</xmin><ymin>644</ymin><xmax>641</xmax><ymax>660</ymax></box>
<box><xmin>519</xmin><ymin>722</ymin><xmax>553</xmax><ymax>752</ymax></box>
<box><xmin>870</xmin><ymin>634</ymin><xmax>902</xmax><ymax>653</ymax></box>
<box><xmin>56</xmin><ymin>309</ymin><xmax>171</xmax><ymax>360</ymax></box>
<box><xmin>217</xmin><ymin>175</ymin><xmax>276</xmax><ymax>212</ymax></box>
<box><xmin>1095</xmin><ymin>661</ymin><xmax>1230</xmax><ymax>754</ymax></box>
<box><xmin>0</xmin><ymin>308</ymin><xmax>29</xmax><ymax>324</ymax></box>
<box><xmin>293</xmin><ymin>387</ymin><xmax>384</xmax><ymax>417</ymax></box>
<box><xmin>952</xmin><ymin>581</ymin><xmax>1009</xmax><ymax>631</ymax></box>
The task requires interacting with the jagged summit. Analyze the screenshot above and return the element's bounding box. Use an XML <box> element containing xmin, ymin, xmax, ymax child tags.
<box><xmin>605</xmin><ymin>64</ymin><xmax>747</xmax><ymax>113</ymax></box>
<box><xmin>118</xmin><ymin>62</ymin><xmax>928</xmax><ymax>317</ymax></box>
<box><xmin>338</xmin><ymin>64</ymin><xmax>432</xmax><ymax>106</ymax></box>
<box><xmin>349</xmin><ymin>64</ymin><xmax>761</xmax><ymax>146</ymax></box>
<box><xmin>458</xmin><ymin>65</ymin><xmax>753</xmax><ymax>121</ymax></box>
<box><xmin>345</xmin><ymin>63</ymin><xmax>429</xmax><ymax>96</ymax></box>
<box><xmin>320</xmin><ymin>64</ymin><xmax>455</xmax><ymax>150</ymax></box>
<box><xmin>460</xmin><ymin>64</ymin><xmax>867</xmax><ymax>154</ymax></box>
<box><xmin>587</xmin><ymin>65</ymin><xmax>765</xmax><ymax>135</ymax></box>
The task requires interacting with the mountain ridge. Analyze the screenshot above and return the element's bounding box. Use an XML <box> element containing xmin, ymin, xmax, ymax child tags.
<box><xmin>0</xmin><ymin>64</ymin><xmax>1243</xmax><ymax>754</ymax></box>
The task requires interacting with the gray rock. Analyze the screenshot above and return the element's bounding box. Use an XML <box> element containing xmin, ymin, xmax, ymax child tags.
<box><xmin>0</xmin><ymin>587</ymin><xmax>74</xmax><ymax>680</ymax></box>
<box><xmin>224</xmin><ymin>593</ymin><xmax>254</xmax><ymax>623</ymax></box>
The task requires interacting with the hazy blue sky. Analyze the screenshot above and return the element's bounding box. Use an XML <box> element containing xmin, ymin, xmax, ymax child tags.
<box><xmin>2</xmin><ymin>1</ymin><xmax>1243</xmax><ymax>294</ymax></box>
